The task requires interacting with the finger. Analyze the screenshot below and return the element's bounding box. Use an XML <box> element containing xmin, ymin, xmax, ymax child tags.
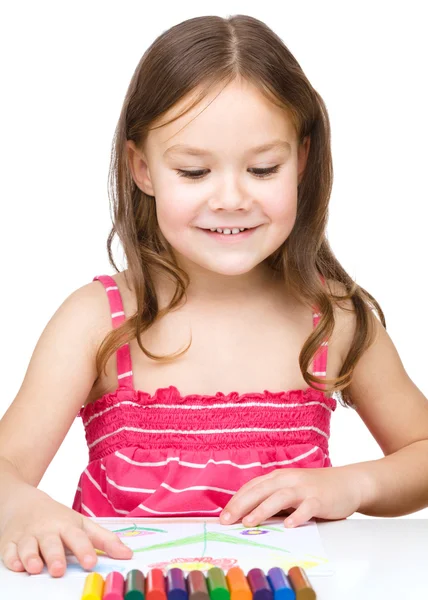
<box><xmin>1</xmin><ymin>541</ymin><xmax>25</xmax><ymax>572</ymax></box>
<box><xmin>82</xmin><ymin>519</ymin><xmax>133</xmax><ymax>559</ymax></box>
<box><xmin>284</xmin><ymin>496</ymin><xmax>321</xmax><ymax>528</ymax></box>
<box><xmin>60</xmin><ymin>526</ymin><xmax>101</xmax><ymax>572</ymax></box>
<box><xmin>38</xmin><ymin>532</ymin><xmax>68</xmax><ymax>578</ymax></box>
<box><xmin>221</xmin><ymin>475</ymin><xmax>281</xmax><ymax>524</ymax></box>
<box><xmin>16</xmin><ymin>535</ymin><xmax>44</xmax><ymax>574</ymax></box>
<box><xmin>221</xmin><ymin>474</ymin><xmax>269</xmax><ymax>520</ymax></box>
<box><xmin>243</xmin><ymin>488</ymin><xmax>299</xmax><ymax>527</ymax></box>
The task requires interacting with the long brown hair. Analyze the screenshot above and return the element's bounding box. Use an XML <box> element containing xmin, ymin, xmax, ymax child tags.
<box><xmin>96</xmin><ymin>14</ymin><xmax>385</xmax><ymax>408</ymax></box>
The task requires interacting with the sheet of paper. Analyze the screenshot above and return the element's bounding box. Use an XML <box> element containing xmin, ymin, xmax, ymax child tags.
<box><xmin>57</xmin><ymin>517</ymin><xmax>334</xmax><ymax>579</ymax></box>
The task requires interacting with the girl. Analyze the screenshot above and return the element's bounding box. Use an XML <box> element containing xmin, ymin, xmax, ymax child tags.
<box><xmin>1</xmin><ymin>13</ymin><xmax>428</xmax><ymax>580</ymax></box>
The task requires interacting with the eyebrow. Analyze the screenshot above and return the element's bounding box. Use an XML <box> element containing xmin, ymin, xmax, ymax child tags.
<box><xmin>163</xmin><ymin>139</ymin><xmax>291</xmax><ymax>158</ymax></box>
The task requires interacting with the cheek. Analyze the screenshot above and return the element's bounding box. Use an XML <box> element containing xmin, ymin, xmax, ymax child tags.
<box><xmin>264</xmin><ymin>184</ymin><xmax>298</xmax><ymax>224</ymax></box>
<box><xmin>154</xmin><ymin>189</ymin><xmax>197</xmax><ymax>245</ymax></box>
<box><xmin>150</xmin><ymin>168</ymin><xmax>194</xmax><ymax>225</ymax></box>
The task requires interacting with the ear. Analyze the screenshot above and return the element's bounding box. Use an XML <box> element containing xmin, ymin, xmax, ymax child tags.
<box><xmin>126</xmin><ymin>140</ymin><xmax>155</xmax><ymax>196</ymax></box>
<box><xmin>297</xmin><ymin>135</ymin><xmax>311</xmax><ymax>185</ymax></box>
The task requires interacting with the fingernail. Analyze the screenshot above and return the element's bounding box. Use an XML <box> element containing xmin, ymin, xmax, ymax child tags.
<box><xmin>221</xmin><ymin>511</ymin><xmax>231</xmax><ymax>522</ymax></box>
<box><xmin>285</xmin><ymin>518</ymin><xmax>293</xmax><ymax>527</ymax></box>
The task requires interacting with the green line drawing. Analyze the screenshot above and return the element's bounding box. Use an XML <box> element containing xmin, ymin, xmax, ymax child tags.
<box><xmin>129</xmin><ymin>522</ymin><xmax>291</xmax><ymax>555</ymax></box>
<box><xmin>111</xmin><ymin>525</ymin><xmax>168</xmax><ymax>534</ymax></box>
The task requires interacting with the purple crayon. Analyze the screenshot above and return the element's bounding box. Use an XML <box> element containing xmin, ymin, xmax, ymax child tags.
<box><xmin>167</xmin><ymin>568</ymin><xmax>188</xmax><ymax>600</ymax></box>
<box><xmin>247</xmin><ymin>569</ymin><xmax>273</xmax><ymax>600</ymax></box>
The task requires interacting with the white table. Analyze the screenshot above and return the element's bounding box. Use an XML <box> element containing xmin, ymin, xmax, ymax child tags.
<box><xmin>1</xmin><ymin>518</ymin><xmax>426</xmax><ymax>599</ymax></box>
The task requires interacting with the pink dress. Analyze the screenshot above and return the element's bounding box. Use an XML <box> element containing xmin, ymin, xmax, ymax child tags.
<box><xmin>72</xmin><ymin>275</ymin><xmax>336</xmax><ymax>517</ymax></box>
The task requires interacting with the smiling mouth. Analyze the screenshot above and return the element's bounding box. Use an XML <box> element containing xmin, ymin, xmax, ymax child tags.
<box><xmin>199</xmin><ymin>226</ymin><xmax>258</xmax><ymax>234</ymax></box>
<box><xmin>197</xmin><ymin>225</ymin><xmax>261</xmax><ymax>239</ymax></box>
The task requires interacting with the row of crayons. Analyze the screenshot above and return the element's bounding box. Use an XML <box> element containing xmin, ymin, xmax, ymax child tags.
<box><xmin>81</xmin><ymin>566</ymin><xmax>316</xmax><ymax>600</ymax></box>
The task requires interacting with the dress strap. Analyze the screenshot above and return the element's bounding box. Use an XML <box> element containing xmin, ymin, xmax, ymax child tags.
<box><xmin>311</xmin><ymin>274</ymin><xmax>328</xmax><ymax>390</ymax></box>
<box><xmin>93</xmin><ymin>275</ymin><xmax>134</xmax><ymax>390</ymax></box>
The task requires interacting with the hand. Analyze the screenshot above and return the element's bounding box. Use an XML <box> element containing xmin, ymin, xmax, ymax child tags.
<box><xmin>0</xmin><ymin>486</ymin><xmax>133</xmax><ymax>577</ymax></box>
<box><xmin>219</xmin><ymin>466</ymin><xmax>363</xmax><ymax>528</ymax></box>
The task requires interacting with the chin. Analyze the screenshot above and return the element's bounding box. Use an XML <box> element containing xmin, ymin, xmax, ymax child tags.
<box><xmin>199</xmin><ymin>257</ymin><xmax>263</xmax><ymax>276</ymax></box>
<box><xmin>170</xmin><ymin>245</ymin><xmax>268</xmax><ymax>277</ymax></box>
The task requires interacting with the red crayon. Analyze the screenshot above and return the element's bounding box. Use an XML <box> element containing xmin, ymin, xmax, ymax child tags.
<box><xmin>147</xmin><ymin>568</ymin><xmax>167</xmax><ymax>600</ymax></box>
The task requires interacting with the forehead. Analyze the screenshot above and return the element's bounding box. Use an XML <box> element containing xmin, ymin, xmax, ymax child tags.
<box><xmin>146</xmin><ymin>79</ymin><xmax>297</xmax><ymax>156</ymax></box>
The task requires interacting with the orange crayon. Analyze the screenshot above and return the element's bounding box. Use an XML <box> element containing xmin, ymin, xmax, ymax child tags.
<box><xmin>226</xmin><ymin>567</ymin><xmax>252</xmax><ymax>600</ymax></box>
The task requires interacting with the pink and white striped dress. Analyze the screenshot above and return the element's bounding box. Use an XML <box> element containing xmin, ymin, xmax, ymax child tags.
<box><xmin>72</xmin><ymin>274</ymin><xmax>336</xmax><ymax>518</ymax></box>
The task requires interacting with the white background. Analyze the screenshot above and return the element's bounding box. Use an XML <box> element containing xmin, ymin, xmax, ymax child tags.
<box><xmin>0</xmin><ymin>1</ymin><xmax>427</xmax><ymax>518</ymax></box>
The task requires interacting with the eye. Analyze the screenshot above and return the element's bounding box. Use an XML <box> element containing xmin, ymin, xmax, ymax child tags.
<box><xmin>176</xmin><ymin>165</ymin><xmax>281</xmax><ymax>180</ymax></box>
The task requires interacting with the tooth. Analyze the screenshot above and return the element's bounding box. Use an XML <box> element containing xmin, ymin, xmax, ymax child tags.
<box><xmin>209</xmin><ymin>227</ymin><xmax>248</xmax><ymax>234</ymax></box>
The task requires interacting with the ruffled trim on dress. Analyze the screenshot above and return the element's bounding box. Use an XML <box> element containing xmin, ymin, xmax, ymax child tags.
<box><xmin>78</xmin><ymin>385</ymin><xmax>336</xmax><ymax>420</ymax></box>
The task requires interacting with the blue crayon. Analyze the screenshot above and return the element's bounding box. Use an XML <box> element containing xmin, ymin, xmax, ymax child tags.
<box><xmin>167</xmin><ymin>568</ymin><xmax>188</xmax><ymax>600</ymax></box>
<box><xmin>267</xmin><ymin>568</ymin><xmax>295</xmax><ymax>600</ymax></box>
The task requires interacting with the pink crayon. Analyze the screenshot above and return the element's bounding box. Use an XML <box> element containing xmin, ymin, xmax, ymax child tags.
<box><xmin>103</xmin><ymin>571</ymin><xmax>125</xmax><ymax>600</ymax></box>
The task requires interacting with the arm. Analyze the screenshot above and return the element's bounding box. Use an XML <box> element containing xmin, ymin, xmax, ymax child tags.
<box><xmin>345</xmin><ymin>439</ymin><xmax>428</xmax><ymax>517</ymax></box>
<box><xmin>0</xmin><ymin>284</ymin><xmax>134</xmax><ymax>576</ymax></box>
<box><xmin>0</xmin><ymin>456</ymin><xmax>45</xmax><ymax>533</ymax></box>
<box><xmin>0</xmin><ymin>282</ymin><xmax>107</xmax><ymax>516</ymax></box>
<box><xmin>337</xmin><ymin>309</ymin><xmax>428</xmax><ymax>517</ymax></box>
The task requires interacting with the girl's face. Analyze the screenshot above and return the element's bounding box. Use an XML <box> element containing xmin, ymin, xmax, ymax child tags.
<box><xmin>127</xmin><ymin>78</ymin><xmax>310</xmax><ymax>283</ymax></box>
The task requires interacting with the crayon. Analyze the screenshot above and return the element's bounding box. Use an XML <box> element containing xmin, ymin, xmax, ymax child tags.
<box><xmin>287</xmin><ymin>567</ymin><xmax>316</xmax><ymax>600</ymax></box>
<box><xmin>81</xmin><ymin>572</ymin><xmax>105</xmax><ymax>600</ymax></box>
<box><xmin>267</xmin><ymin>568</ymin><xmax>295</xmax><ymax>600</ymax></box>
<box><xmin>188</xmin><ymin>569</ymin><xmax>210</xmax><ymax>600</ymax></box>
<box><xmin>147</xmin><ymin>568</ymin><xmax>168</xmax><ymax>600</ymax></box>
<box><xmin>206</xmin><ymin>567</ymin><xmax>230</xmax><ymax>600</ymax></box>
<box><xmin>104</xmin><ymin>571</ymin><xmax>125</xmax><ymax>600</ymax></box>
<box><xmin>225</xmin><ymin>567</ymin><xmax>252</xmax><ymax>600</ymax></box>
<box><xmin>247</xmin><ymin>569</ymin><xmax>273</xmax><ymax>600</ymax></box>
<box><xmin>167</xmin><ymin>568</ymin><xmax>188</xmax><ymax>600</ymax></box>
<box><xmin>125</xmin><ymin>569</ymin><xmax>145</xmax><ymax>600</ymax></box>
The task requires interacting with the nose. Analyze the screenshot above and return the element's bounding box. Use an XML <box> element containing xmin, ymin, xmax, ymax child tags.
<box><xmin>207</xmin><ymin>175</ymin><xmax>252</xmax><ymax>211</ymax></box>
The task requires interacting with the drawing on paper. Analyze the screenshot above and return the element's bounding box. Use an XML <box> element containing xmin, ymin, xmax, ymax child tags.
<box><xmin>86</xmin><ymin>518</ymin><xmax>332</xmax><ymax>577</ymax></box>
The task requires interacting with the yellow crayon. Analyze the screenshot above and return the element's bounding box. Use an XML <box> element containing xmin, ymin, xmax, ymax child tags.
<box><xmin>81</xmin><ymin>572</ymin><xmax>105</xmax><ymax>600</ymax></box>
